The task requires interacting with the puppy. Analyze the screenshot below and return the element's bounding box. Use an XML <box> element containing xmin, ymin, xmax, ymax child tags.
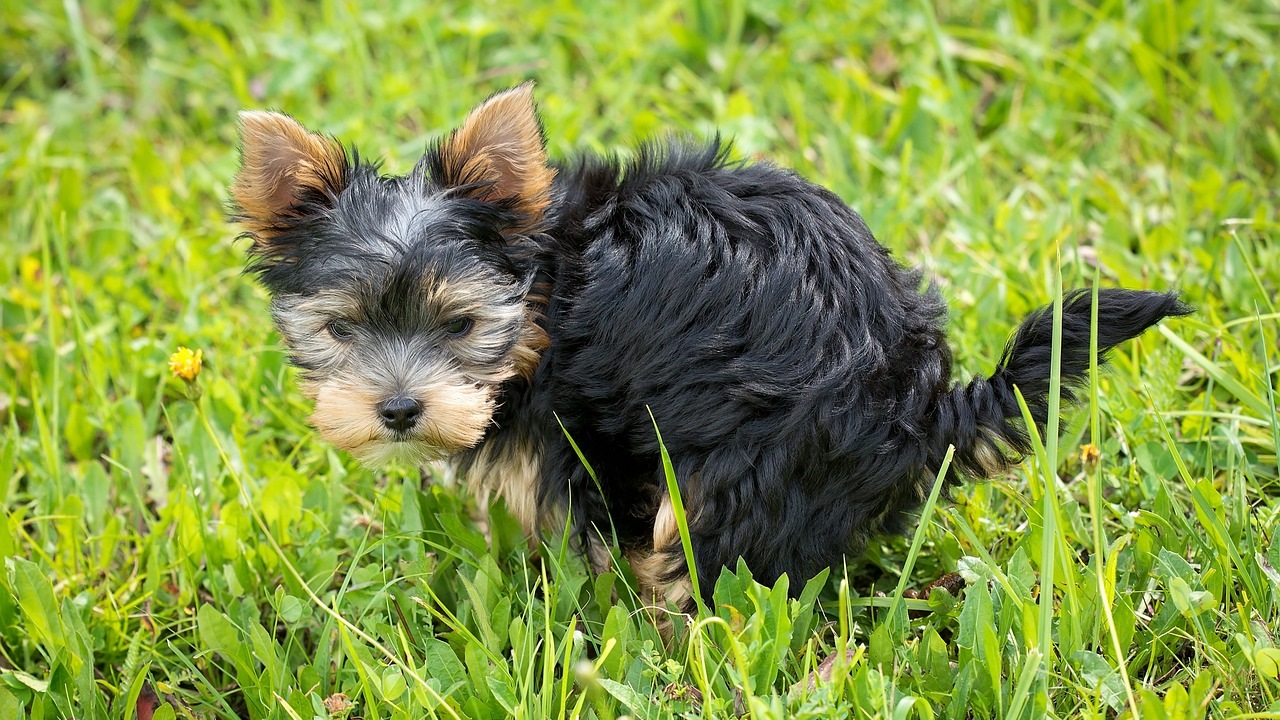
<box><xmin>231</xmin><ymin>83</ymin><xmax>1189</xmax><ymax>614</ymax></box>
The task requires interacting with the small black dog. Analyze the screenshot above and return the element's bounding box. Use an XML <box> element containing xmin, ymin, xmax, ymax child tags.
<box><xmin>231</xmin><ymin>83</ymin><xmax>1188</xmax><ymax>614</ymax></box>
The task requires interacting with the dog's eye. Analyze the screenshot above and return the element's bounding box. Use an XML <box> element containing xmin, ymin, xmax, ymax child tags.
<box><xmin>326</xmin><ymin>319</ymin><xmax>356</xmax><ymax>341</ymax></box>
<box><xmin>443</xmin><ymin>317</ymin><xmax>472</xmax><ymax>336</ymax></box>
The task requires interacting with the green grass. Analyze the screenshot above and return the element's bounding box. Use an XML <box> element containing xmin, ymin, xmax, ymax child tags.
<box><xmin>2</xmin><ymin>0</ymin><xmax>1278</xmax><ymax>717</ymax></box>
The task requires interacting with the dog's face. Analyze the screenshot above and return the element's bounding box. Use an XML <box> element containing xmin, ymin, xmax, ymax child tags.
<box><xmin>231</xmin><ymin>85</ymin><xmax>552</xmax><ymax>464</ymax></box>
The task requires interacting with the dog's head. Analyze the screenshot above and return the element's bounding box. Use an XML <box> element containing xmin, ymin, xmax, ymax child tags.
<box><xmin>231</xmin><ymin>84</ymin><xmax>552</xmax><ymax>464</ymax></box>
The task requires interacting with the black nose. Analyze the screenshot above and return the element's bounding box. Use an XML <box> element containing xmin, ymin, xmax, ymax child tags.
<box><xmin>376</xmin><ymin>396</ymin><xmax>422</xmax><ymax>433</ymax></box>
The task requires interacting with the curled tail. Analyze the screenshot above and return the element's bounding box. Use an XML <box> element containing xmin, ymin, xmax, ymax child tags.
<box><xmin>931</xmin><ymin>288</ymin><xmax>1192</xmax><ymax>479</ymax></box>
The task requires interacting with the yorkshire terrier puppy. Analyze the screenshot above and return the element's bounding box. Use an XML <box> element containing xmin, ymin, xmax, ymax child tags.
<box><xmin>231</xmin><ymin>83</ymin><xmax>1188</xmax><ymax>614</ymax></box>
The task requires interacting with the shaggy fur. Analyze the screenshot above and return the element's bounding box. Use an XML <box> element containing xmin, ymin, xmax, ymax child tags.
<box><xmin>232</xmin><ymin>83</ymin><xmax>1190</xmax><ymax>614</ymax></box>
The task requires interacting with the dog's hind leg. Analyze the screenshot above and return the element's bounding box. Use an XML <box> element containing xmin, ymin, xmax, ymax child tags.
<box><xmin>626</xmin><ymin>492</ymin><xmax>697</xmax><ymax>636</ymax></box>
<box><xmin>628</xmin><ymin>547</ymin><xmax>694</xmax><ymax>638</ymax></box>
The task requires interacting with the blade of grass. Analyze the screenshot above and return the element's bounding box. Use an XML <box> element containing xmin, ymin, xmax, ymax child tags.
<box><xmin>1084</xmin><ymin>275</ymin><xmax>1140</xmax><ymax>718</ymax></box>
<box><xmin>1146</xmin><ymin>391</ymin><xmax>1264</xmax><ymax>607</ymax></box>
<box><xmin>1159</xmin><ymin>325</ymin><xmax>1271</xmax><ymax>419</ymax></box>
<box><xmin>647</xmin><ymin>407</ymin><xmax>703</xmax><ymax>614</ymax></box>
<box><xmin>885</xmin><ymin>444</ymin><xmax>954</xmax><ymax>636</ymax></box>
<box><xmin>1256</xmin><ymin>311</ymin><xmax>1280</xmax><ymax>480</ymax></box>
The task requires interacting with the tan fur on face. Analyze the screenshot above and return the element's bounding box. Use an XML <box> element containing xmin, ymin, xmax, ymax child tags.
<box><xmin>510</xmin><ymin>278</ymin><xmax>553</xmax><ymax>380</ymax></box>
<box><xmin>303</xmin><ymin>379</ymin><xmax>383</xmax><ymax>454</ymax></box>
<box><xmin>411</xmin><ymin>381</ymin><xmax>497</xmax><ymax>451</ymax></box>
<box><xmin>512</xmin><ymin>307</ymin><xmax>550</xmax><ymax>380</ymax></box>
<box><xmin>270</xmin><ymin>274</ymin><xmax>539</xmax><ymax>467</ymax></box>
<box><xmin>307</xmin><ymin>375</ymin><xmax>495</xmax><ymax>465</ymax></box>
<box><xmin>232</xmin><ymin>111</ymin><xmax>346</xmax><ymax>244</ymax></box>
<box><xmin>439</xmin><ymin>83</ymin><xmax>556</xmax><ymax>230</ymax></box>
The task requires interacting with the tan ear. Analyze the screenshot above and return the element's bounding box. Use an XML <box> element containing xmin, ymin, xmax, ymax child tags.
<box><xmin>438</xmin><ymin>82</ymin><xmax>555</xmax><ymax>230</ymax></box>
<box><xmin>231</xmin><ymin>111</ymin><xmax>347</xmax><ymax>239</ymax></box>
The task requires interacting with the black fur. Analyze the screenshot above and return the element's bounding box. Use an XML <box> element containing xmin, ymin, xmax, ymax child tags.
<box><xmin>531</xmin><ymin>142</ymin><xmax>947</xmax><ymax>584</ymax></box>
<box><xmin>237</xmin><ymin>101</ymin><xmax>1190</xmax><ymax>609</ymax></box>
<box><xmin>522</xmin><ymin>144</ymin><xmax>1188</xmax><ymax>595</ymax></box>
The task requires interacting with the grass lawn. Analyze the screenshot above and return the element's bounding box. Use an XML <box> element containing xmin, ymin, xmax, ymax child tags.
<box><xmin>2</xmin><ymin>1</ymin><xmax>1279</xmax><ymax>717</ymax></box>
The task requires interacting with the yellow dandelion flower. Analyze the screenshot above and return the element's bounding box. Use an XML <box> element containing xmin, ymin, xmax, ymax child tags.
<box><xmin>168</xmin><ymin>346</ymin><xmax>203</xmax><ymax>381</ymax></box>
<box><xmin>1079</xmin><ymin>442</ymin><xmax>1101</xmax><ymax>467</ymax></box>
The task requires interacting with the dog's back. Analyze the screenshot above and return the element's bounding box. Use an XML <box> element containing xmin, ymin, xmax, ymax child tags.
<box><xmin>530</xmin><ymin>138</ymin><xmax>1189</xmax><ymax>605</ymax></box>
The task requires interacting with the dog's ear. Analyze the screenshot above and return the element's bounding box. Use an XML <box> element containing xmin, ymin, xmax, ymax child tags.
<box><xmin>232</xmin><ymin>111</ymin><xmax>347</xmax><ymax>242</ymax></box>
<box><xmin>437</xmin><ymin>82</ymin><xmax>555</xmax><ymax>232</ymax></box>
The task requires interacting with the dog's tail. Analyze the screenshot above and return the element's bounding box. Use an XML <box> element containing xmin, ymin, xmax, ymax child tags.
<box><xmin>929</xmin><ymin>288</ymin><xmax>1191</xmax><ymax>479</ymax></box>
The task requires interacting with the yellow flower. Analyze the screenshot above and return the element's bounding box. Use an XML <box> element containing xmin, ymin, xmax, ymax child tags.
<box><xmin>168</xmin><ymin>346</ymin><xmax>203</xmax><ymax>381</ymax></box>
<box><xmin>1079</xmin><ymin>442</ymin><xmax>1101</xmax><ymax>468</ymax></box>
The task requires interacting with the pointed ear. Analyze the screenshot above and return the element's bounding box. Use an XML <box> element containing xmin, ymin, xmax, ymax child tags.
<box><xmin>437</xmin><ymin>82</ymin><xmax>555</xmax><ymax>231</ymax></box>
<box><xmin>231</xmin><ymin>111</ymin><xmax>347</xmax><ymax>240</ymax></box>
